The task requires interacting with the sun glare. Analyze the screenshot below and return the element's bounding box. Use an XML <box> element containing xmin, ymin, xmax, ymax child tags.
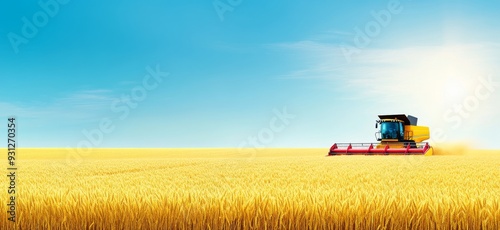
<box><xmin>415</xmin><ymin>45</ymin><xmax>480</xmax><ymax>106</ymax></box>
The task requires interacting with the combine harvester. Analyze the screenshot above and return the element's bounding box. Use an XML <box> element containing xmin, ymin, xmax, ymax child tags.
<box><xmin>328</xmin><ymin>114</ymin><xmax>433</xmax><ymax>156</ymax></box>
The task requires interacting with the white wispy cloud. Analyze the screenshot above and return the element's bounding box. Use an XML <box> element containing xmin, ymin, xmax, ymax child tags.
<box><xmin>274</xmin><ymin>39</ymin><xmax>500</xmax><ymax>145</ymax></box>
<box><xmin>0</xmin><ymin>89</ymin><xmax>117</xmax><ymax>121</ymax></box>
<box><xmin>275</xmin><ymin>40</ymin><xmax>499</xmax><ymax>101</ymax></box>
<box><xmin>54</xmin><ymin>89</ymin><xmax>115</xmax><ymax>111</ymax></box>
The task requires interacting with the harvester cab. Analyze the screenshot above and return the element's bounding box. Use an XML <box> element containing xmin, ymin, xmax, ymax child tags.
<box><xmin>376</xmin><ymin>119</ymin><xmax>405</xmax><ymax>141</ymax></box>
<box><xmin>328</xmin><ymin>114</ymin><xmax>433</xmax><ymax>156</ymax></box>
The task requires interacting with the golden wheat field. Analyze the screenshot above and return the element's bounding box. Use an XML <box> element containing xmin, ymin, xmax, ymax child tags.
<box><xmin>1</xmin><ymin>147</ymin><xmax>500</xmax><ymax>229</ymax></box>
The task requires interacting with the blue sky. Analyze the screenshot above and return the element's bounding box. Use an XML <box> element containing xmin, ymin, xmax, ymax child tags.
<box><xmin>1</xmin><ymin>0</ymin><xmax>499</xmax><ymax>148</ymax></box>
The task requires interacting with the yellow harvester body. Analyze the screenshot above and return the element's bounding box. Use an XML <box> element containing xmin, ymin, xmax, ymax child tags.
<box><xmin>329</xmin><ymin>114</ymin><xmax>433</xmax><ymax>156</ymax></box>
